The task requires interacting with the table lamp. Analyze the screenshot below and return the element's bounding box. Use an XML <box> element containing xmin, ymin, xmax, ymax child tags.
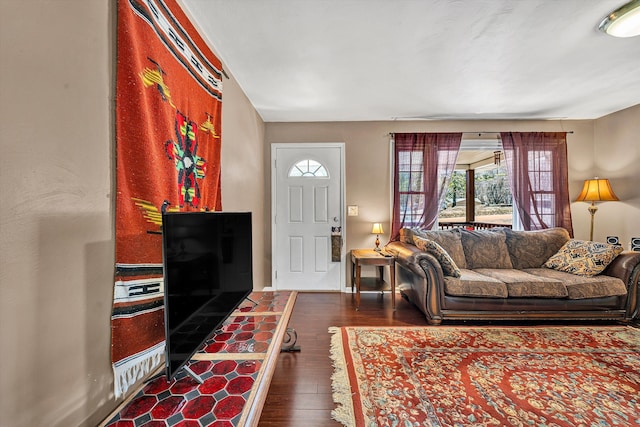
<box><xmin>575</xmin><ymin>178</ymin><xmax>619</xmax><ymax>241</ymax></box>
<box><xmin>371</xmin><ymin>223</ymin><xmax>384</xmax><ymax>251</ymax></box>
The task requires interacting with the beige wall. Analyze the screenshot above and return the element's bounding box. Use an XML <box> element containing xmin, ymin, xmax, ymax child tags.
<box><xmin>1</xmin><ymin>1</ymin><xmax>114</xmax><ymax>426</ymax></box>
<box><xmin>590</xmin><ymin>104</ymin><xmax>640</xmax><ymax>246</ymax></box>
<box><xmin>0</xmin><ymin>1</ymin><xmax>265</xmax><ymax>426</ymax></box>
<box><xmin>218</xmin><ymin>62</ymin><xmax>268</xmax><ymax>288</ymax></box>
<box><xmin>265</xmin><ymin>119</ymin><xmax>603</xmax><ymax>286</ymax></box>
<box><xmin>265</xmin><ymin>110</ymin><xmax>640</xmax><ymax>286</ymax></box>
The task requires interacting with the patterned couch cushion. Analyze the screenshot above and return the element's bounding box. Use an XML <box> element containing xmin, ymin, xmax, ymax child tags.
<box><xmin>501</xmin><ymin>227</ymin><xmax>570</xmax><ymax>269</ymax></box>
<box><xmin>413</xmin><ymin>236</ymin><xmax>461</xmax><ymax>277</ymax></box>
<box><xmin>459</xmin><ymin>229</ymin><xmax>513</xmax><ymax>269</ymax></box>
<box><xmin>474</xmin><ymin>268</ymin><xmax>567</xmax><ymax>298</ymax></box>
<box><xmin>403</xmin><ymin>227</ymin><xmax>467</xmax><ymax>268</ymax></box>
<box><xmin>544</xmin><ymin>240</ymin><xmax>624</xmax><ymax>277</ymax></box>
<box><xmin>443</xmin><ymin>269</ymin><xmax>508</xmax><ymax>298</ymax></box>
<box><xmin>524</xmin><ymin>268</ymin><xmax>627</xmax><ymax>299</ymax></box>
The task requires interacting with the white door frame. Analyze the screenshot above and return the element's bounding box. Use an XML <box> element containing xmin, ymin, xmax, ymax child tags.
<box><xmin>270</xmin><ymin>142</ymin><xmax>346</xmax><ymax>291</ymax></box>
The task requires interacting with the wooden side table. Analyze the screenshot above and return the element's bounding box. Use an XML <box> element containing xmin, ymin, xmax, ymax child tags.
<box><xmin>351</xmin><ymin>249</ymin><xmax>396</xmax><ymax>310</ymax></box>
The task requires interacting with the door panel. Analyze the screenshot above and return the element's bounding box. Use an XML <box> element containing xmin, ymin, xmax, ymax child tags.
<box><xmin>272</xmin><ymin>144</ymin><xmax>344</xmax><ymax>291</ymax></box>
<box><xmin>314</xmin><ymin>236</ymin><xmax>328</xmax><ymax>271</ymax></box>
<box><xmin>314</xmin><ymin>187</ymin><xmax>328</xmax><ymax>222</ymax></box>
<box><xmin>289</xmin><ymin>187</ymin><xmax>303</xmax><ymax>222</ymax></box>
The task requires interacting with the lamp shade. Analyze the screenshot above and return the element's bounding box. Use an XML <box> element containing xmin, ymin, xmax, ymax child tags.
<box><xmin>371</xmin><ymin>223</ymin><xmax>384</xmax><ymax>234</ymax></box>
<box><xmin>599</xmin><ymin>0</ymin><xmax>640</xmax><ymax>38</ymax></box>
<box><xmin>575</xmin><ymin>178</ymin><xmax>619</xmax><ymax>202</ymax></box>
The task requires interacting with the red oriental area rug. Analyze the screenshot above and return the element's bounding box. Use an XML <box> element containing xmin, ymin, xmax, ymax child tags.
<box><xmin>329</xmin><ymin>326</ymin><xmax>640</xmax><ymax>427</ymax></box>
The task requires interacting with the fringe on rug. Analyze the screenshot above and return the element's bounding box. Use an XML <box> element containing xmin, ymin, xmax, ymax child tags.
<box><xmin>329</xmin><ymin>327</ymin><xmax>356</xmax><ymax>427</ymax></box>
<box><xmin>112</xmin><ymin>341</ymin><xmax>165</xmax><ymax>398</ymax></box>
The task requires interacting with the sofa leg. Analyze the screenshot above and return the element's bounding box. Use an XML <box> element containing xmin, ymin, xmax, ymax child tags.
<box><xmin>427</xmin><ymin>317</ymin><xmax>442</xmax><ymax>325</ymax></box>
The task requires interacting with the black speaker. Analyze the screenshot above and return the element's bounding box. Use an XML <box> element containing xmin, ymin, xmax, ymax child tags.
<box><xmin>631</xmin><ymin>237</ymin><xmax>640</xmax><ymax>252</ymax></box>
<box><xmin>606</xmin><ymin>236</ymin><xmax>620</xmax><ymax>245</ymax></box>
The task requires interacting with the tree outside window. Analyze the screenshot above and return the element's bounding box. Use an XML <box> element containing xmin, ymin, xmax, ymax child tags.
<box><xmin>439</xmin><ymin>163</ymin><xmax>513</xmax><ymax>226</ymax></box>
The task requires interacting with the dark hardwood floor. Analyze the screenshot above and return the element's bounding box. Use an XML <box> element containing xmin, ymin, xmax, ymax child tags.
<box><xmin>257</xmin><ymin>291</ymin><xmax>427</xmax><ymax>427</ymax></box>
<box><xmin>256</xmin><ymin>291</ymin><xmax>638</xmax><ymax>426</ymax></box>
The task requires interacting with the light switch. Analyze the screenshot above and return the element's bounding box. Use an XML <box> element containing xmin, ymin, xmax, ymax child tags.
<box><xmin>347</xmin><ymin>205</ymin><xmax>359</xmax><ymax>216</ymax></box>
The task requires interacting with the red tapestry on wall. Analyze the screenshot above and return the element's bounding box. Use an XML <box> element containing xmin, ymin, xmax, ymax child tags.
<box><xmin>113</xmin><ymin>0</ymin><xmax>222</xmax><ymax>398</ymax></box>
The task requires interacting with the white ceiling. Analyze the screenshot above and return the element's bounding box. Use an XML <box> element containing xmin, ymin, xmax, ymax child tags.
<box><xmin>180</xmin><ymin>0</ymin><xmax>640</xmax><ymax>122</ymax></box>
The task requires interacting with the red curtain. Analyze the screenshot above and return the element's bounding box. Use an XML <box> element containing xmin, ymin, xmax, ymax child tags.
<box><xmin>390</xmin><ymin>133</ymin><xmax>462</xmax><ymax>241</ymax></box>
<box><xmin>500</xmin><ymin>132</ymin><xmax>573</xmax><ymax>236</ymax></box>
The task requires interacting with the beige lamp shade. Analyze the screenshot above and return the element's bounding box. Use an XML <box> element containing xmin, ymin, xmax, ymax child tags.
<box><xmin>575</xmin><ymin>178</ymin><xmax>619</xmax><ymax>241</ymax></box>
<box><xmin>371</xmin><ymin>223</ymin><xmax>384</xmax><ymax>251</ymax></box>
<box><xmin>371</xmin><ymin>223</ymin><xmax>384</xmax><ymax>234</ymax></box>
<box><xmin>575</xmin><ymin>178</ymin><xmax>619</xmax><ymax>202</ymax></box>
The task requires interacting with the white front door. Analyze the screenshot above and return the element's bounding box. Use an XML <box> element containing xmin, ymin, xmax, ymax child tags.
<box><xmin>271</xmin><ymin>143</ymin><xmax>345</xmax><ymax>291</ymax></box>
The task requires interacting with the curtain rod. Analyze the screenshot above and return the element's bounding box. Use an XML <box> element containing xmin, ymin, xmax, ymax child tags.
<box><xmin>388</xmin><ymin>131</ymin><xmax>574</xmax><ymax>136</ymax></box>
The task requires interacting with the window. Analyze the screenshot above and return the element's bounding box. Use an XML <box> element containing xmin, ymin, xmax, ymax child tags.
<box><xmin>439</xmin><ymin>164</ymin><xmax>513</xmax><ymax>227</ymax></box>
<box><xmin>527</xmin><ymin>150</ymin><xmax>554</xmax><ymax>227</ymax></box>
<box><xmin>438</xmin><ymin>138</ymin><xmax>514</xmax><ymax>228</ymax></box>
<box><xmin>288</xmin><ymin>159</ymin><xmax>328</xmax><ymax>177</ymax></box>
<box><xmin>397</xmin><ymin>151</ymin><xmax>425</xmax><ymax>227</ymax></box>
<box><xmin>500</xmin><ymin>132</ymin><xmax>573</xmax><ymax>235</ymax></box>
<box><xmin>391</xmin><ymin>133</ymin><xmax>462</xmax><ymax>240</ymax></box>
<box><xmin>393</xmin><ymin>132</ymin><xmax>572</xmax><ymax>235</ymax></box>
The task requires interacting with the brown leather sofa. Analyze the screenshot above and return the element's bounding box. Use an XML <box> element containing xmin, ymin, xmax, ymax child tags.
<box><xmin>386</xmin><ymin>227</ymin><xmax>640</xmax><ymax>325</ymax></box>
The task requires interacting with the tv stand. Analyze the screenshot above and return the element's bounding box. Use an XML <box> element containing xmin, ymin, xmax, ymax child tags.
<box><xmin>181</xmin><ymin>364</ymin><xmax>204</xmax><ymax>384</ymax></box>
<box><xmin>102</xmin><ymin>291</ymin><xmax>298</xmax><ymax>427</ymax></box>
<box><xmin>143</xmin><ymin>363</ymin><xmax>205</xmax><ymax>385</ymax></box>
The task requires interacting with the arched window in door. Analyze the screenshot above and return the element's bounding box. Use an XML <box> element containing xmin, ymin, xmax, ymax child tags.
<box><xmin>288</xmin><ymin>159</ymin><xmax>328</xmax><ymax>177</ymax></box>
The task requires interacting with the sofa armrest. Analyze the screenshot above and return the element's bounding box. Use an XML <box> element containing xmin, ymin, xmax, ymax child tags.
<box><xmin>602</xmin><ymin>251</ymin><xmax>640</xmax><ymax>320</ymax></box>
<box><xmin>386</xmin><ymin>241</ymin><xmax>445</xmax><ymax>278</ymax></box>
<box><xmin>386</xmin><ymin>241</ymin><xmax>445</xmax><ymax>324</ymax></box>
<box><xmin>602</xmin><ymin>251</ymin><xmax>640</xmax><ymax>285</ymax></box>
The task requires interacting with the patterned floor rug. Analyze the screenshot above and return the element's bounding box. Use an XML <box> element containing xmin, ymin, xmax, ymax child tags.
<box><xmin>329</xmin><ymin>326</ymin><xmax>640</xmax><ymax>426</ymax></box>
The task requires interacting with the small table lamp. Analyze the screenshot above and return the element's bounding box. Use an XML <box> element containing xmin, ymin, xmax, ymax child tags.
<box><xmin>371</xmin><ymin>223</ymin><xmax>384</xmax><ymax>251</ymax></box>
<box><xmin>575</xmin><ymin>177</ymin><xmax>619</xmax><ymax>241</ymax></box>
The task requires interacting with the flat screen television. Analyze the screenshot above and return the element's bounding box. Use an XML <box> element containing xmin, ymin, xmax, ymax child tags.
<box><xmin>161</xmin><ymin>211</ymin><xmax>253</xmax><ymax>380</ymax></box>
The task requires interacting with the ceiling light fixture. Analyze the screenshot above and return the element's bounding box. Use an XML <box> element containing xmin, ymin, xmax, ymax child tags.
<box><xmin>599</xmin><ymin>0</ymin><xmax>640</xmax><ymax>37</ymax></box>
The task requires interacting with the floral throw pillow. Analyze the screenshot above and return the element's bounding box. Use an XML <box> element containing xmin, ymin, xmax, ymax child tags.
<box><xmin>544</xmin><ymin>239</ymin><xmax>623</xmax><ymax>277</ymax></box>
<box><xmin>413</xmin><ymin>236</ymin><xmax>462</xmax><ymax>278</ymax></box>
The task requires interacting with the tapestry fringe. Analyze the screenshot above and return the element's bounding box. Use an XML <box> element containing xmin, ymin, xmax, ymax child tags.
<box><xmin>112</xmin><ymin>342</ymin><xmax>165</xmax><ymax>398</ymax></box>
<box><xmin>329</xmin><ymin>327</ymin><xmax>356</xmax><ymax>427</ymax></box>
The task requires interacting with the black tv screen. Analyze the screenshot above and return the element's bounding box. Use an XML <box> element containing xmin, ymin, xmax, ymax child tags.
<box><xmin>161</xmin><ymin>211</ymin><xmax>253</xmax><ymax>380</ymax></box>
